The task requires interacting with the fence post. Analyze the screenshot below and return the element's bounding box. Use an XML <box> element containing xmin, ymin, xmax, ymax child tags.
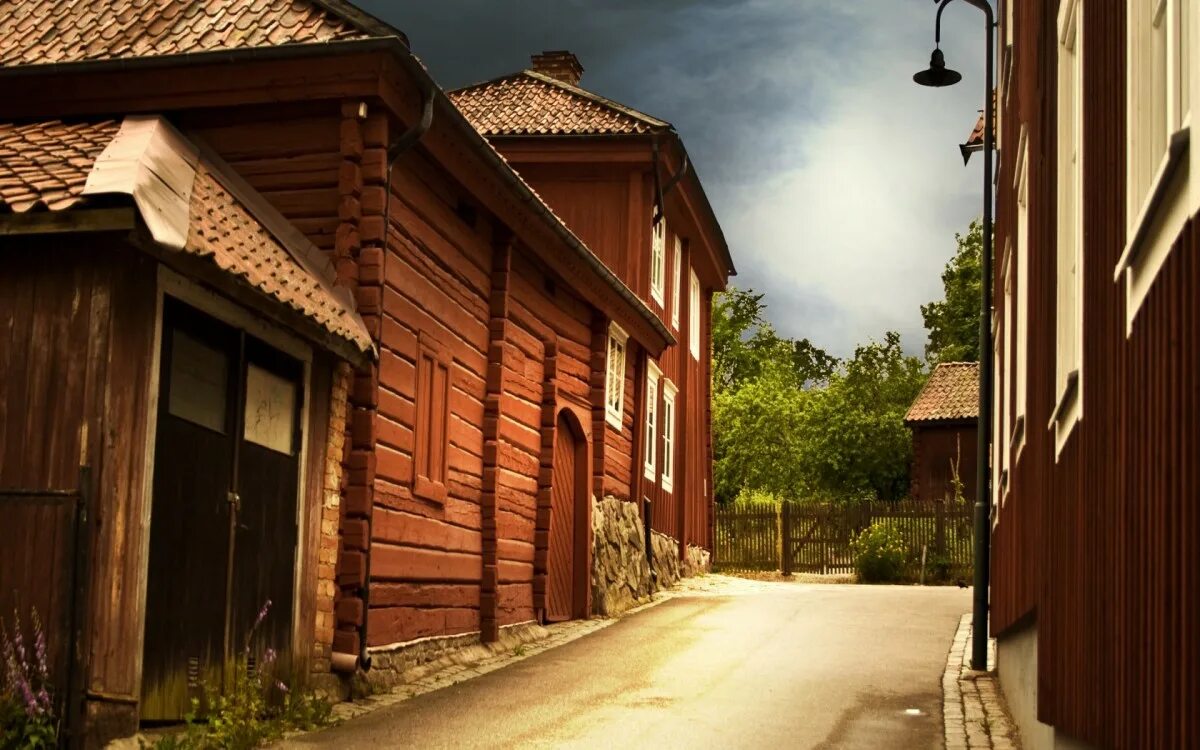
<box><xmin>935</xmin><ymin>498</ymin><xmax>947</xmax><ymax>558</ymax></box>
<box><xmin>780</xmin><ymin>502</ymin><xmax>792</xmax><ymax>576</ymax></box>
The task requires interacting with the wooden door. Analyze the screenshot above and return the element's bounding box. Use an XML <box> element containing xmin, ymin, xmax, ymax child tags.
<box><xmin>142</xmin><ymin>301</ymin><xmax>239</xmax><ymax>721</ymax></box>
<box><xmin>142</xmin><ymin>300</ymin><xmax>303</xmax><ymax>721</ymax></box>
<box><xmin>547</xmin><ymin>414</ymin><xmax>578</xmax><ymax>622</ymax></box>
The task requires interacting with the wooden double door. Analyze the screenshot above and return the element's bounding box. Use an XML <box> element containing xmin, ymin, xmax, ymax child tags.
<box><xmin>141</xmin><ymin>299</ymin><xmax>303</xmax><ymax>721</ymax></box>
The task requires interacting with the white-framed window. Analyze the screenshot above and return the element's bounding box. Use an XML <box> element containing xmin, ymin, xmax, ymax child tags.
<box><xmin>1118</xmin><ymin>0</ymin><xmax>1194</xmax><ymax>324</ymax></box>
<box><xmin>671</xmin><ymin>236</ymin><xmax>682</xmax><ymax>330</ymax></box>
<box><xmin>661</xmin><ymin>380</ymin><xmax>677</xmax><ymax>493</ymax></box>
<box><xmin>1001</xmin><ymin>249</ymin><xmax>1013</xmax><ymax>497</ymax></box>
<box><xmin>689</xmin><ymin>268</ymin><xmax>701</xmax><ymax>360</ymax></box>
<box><xmin>650</xmin><ymin>219</ymin><xmax>666</xmax><ymax>305</ymax></box>
<box><xmin>993</xmin><ymin>333</ymin><xmax>1004</xmax><ymax>509</ymax></box>
<box><xmin>644</xmin><ymin>360</ymin><xmax>661</xmax><ymax>481</ymax></box>
<box><xmin>1011</xmin><ymin>126</ymin><xmax>1030</xmax><ymax>463</ymax></box>
<box><xmin>605</xmin><ymin>322</ymin><xmax>629</xmax><ymax>430</ymax></box>
<box><xmin>1052</xmin><ymin>0</ymin><xmax>1084</xmax><ymax>455</ymax></box>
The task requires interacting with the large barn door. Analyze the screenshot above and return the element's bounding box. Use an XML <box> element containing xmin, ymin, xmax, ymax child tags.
<box><xmin>142</xmin><ymin>299</ymin><xmax>302</xmax><ymax>722</ymax></box>
<box><xmin>547</xmin><ymin>413</ymin><xmax>579</xmax><ymax>622</ymax></box>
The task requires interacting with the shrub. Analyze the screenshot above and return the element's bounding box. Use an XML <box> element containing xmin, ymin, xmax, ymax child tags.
<box><xmin>850</xmin><ymin>522</ymin><xmax>908</xmax><ymax>583</ymax></box>
<box><xmin>1</xmin><ymin>607</ymin><xmax>58</xmax><ymax>750</ymax></box>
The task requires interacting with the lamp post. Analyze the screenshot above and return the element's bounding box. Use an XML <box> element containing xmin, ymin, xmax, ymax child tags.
<box><xmin>914</xmin><ymin>0</ymin><xmax>995</xmax><ymax>673</ymax></box>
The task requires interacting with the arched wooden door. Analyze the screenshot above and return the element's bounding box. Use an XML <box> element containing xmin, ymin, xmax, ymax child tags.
<box><xmin>547</xmin><ymin>412</ymin><xmax>581</xmax><ymax>621</ymax></box>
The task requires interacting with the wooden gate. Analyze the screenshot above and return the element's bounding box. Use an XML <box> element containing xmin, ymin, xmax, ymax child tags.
<box><xmin>0</xmin><ymin>467</ymin><xmax>91</xmax><ymax>745</ymax></box>
<box><xmin>547</xmin><ymin>413</ymin><xmax>578</xmax><ymax>622</ymax></box>
<box><xmin>142</xmin><ymin>300</ymin><xmax>303</xmax><ymax>721</ymax></box>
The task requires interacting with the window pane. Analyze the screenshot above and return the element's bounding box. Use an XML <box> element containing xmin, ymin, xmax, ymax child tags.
<box><xmin>168</xmin><ymin>329</ymin><xmax>228</xmax><ymax>433</ymax></box>
<box><xmin>243</xmin><ymin>364</ymin><xmax>297</xmax><ymax>455</ymax></box>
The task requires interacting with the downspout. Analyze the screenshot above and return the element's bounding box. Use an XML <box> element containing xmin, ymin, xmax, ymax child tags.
<box><xmin>337</xmin><ymin>85</ymin><xmax>434</xmax><ymax>675</ymax></box>
<box><xmin>651</xmin><ymin>137</ymin><xmax>690</xmax><ymax>225</ymax></box>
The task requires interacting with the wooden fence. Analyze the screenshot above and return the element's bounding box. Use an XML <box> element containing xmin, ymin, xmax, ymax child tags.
<box><xmin>714</xmin><ymin>498</ymin><xmax>974</xmax><ymax>581</ymax></box>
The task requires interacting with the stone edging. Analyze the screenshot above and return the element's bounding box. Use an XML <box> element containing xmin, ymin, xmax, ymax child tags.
<box><xmin>943</xmin><ymin>613</ymin><xmax>1020</xmax><ymax>749</ymax></box>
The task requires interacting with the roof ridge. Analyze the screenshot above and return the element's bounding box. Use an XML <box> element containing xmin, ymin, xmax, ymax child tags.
<box><xmin>517</xmin><ymin>70</ymin><xmax>672</xmax><ymax>130</ymax></box>
<box><xmin>306</xmin><ymin>0</ymin><xmax>408</xmax><ymax>44</ymax></box>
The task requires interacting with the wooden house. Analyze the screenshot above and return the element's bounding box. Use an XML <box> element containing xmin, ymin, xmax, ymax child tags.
<box><xmin>450</xmin><ymin>50</ymin><xmax>735</xmax><ymax>557</ymax></box>
<box><xmin>991</xmin><ymin>1</ymin><xmax>1199</xmax><ymax>746</ymax></box>
<box><xmin>0</xmin><ymin>3</ymin><xmax>715</xmax><ymax>745</ymax></box>
<box><xmin>904</xmin><ymin>362</ymin><xmax>979</xmax><ymax>503</ymax></box>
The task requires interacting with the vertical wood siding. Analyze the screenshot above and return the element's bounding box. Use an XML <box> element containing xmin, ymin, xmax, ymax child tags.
<box><xmin>993</xmin><ymin>2</ymin><xmax>1199</xmax><ymax>746</ymax></box>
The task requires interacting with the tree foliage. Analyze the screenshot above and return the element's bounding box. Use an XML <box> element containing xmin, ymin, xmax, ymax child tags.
<box><xmin>711</xmin><ymin>287</ymin><xmax>927</xmax><ymax>504</ymax></box>
<box><xmin>921</xmin><ymin>219</ymin><xmax>983</xmax><ymax>364</ymax></box>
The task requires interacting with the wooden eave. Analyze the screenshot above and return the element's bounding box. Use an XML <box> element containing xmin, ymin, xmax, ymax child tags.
<box><xmin>0</xmin><ymin>38</ymin><xmax>672</xmax><ymax>354</ymax></box>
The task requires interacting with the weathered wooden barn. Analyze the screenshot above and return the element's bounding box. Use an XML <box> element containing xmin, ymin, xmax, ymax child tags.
<box><xmin>991</xmin><ymin>1</ymin><xmax>1199</xmax><ymax>747</ymax></box>
<box><xmin>450</xmin><ymin>51</ymin><xmax>735</xmax><ymax>559</ymax></box>
<box><xmin>904</xmin><ymin>362</ymin><xmax>979</xmax><ymax>503</ymax></box>
<box><xmin>0</xmin><ymin>2</ymin><xmax>725</xmax><ymax>745</ymax></box>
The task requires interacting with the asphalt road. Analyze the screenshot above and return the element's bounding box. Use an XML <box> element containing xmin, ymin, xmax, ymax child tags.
<box><xmin>287</xmin><ymin>581</ymin><xmax>969</xmax><ymax>749</ymax></box>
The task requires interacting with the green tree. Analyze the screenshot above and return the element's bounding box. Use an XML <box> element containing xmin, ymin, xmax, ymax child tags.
<box><xmin>795</xmin><ymin>332</ymin><xmax>927</xmax><ymax>501</ymax></box>
<box><xmin>711</xmin><ymin>287</ymin><xmax>835</xmax><ymax>393</ymax></box>
<box><xmin>922</xmin><ymin>220</ymin><xmax>983</xmax><ymax>364</ymax></box>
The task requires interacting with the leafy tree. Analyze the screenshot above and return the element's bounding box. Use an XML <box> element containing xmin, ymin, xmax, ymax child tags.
<box><xmin>922</xmin><ymin>220</ymin><xmax>983</xmax><ymax>364</ymax></box>
<box><xmin>711</xmin><ymin>287</ymin><xmax>835</xmax><ymax>393</ymax></box>
<box><xmin>792</xmin><ymin>332</ymin><xmax>927</xmax><ymax>502</ymax></box>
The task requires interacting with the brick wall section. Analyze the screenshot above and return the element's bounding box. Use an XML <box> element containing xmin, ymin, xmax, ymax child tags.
<box><xmin>312</xmin><ymin>361</ymin><xmax>351</xmax><ymax>676</ymax></box>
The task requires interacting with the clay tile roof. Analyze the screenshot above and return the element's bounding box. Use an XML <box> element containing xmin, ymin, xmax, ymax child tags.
<box><xmin>905</xmin><ymin>362</ymin><xmax>980</xmax><ymax>424</ymax></box>
<box><xmin>0</xmin><ymin>0</ymin><xmax>371</xmax><ymax>68</ymax></box>
<box><xmin>0</xmin><ymin>120</ymin><xmax>120</xmax><ymax>212</ymax></box>
<box><xmin>186</xmin><ymin>165</ymin><xmax>371</xmax><ymax>353</ymax></box>
<box><xmin>449</xmin><ymin>70</ymin><xmax>670</xmax><ymax>137</ymax></box>
<box><xmin>0</xmin><ymin>116</ymin><xmax>372</xmax><ymax>357</ymax></box>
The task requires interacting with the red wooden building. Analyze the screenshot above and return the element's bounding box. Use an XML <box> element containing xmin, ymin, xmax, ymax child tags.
<box><xmin>904</xmin><ymin>362</ymin><xmax>979</xmax><ymax>503</ymax></box>
<box><xmin>451</xmin><ymin>51</ymin><xmax>735</xmax><ymax>557</ymax></box>
<box><xmin>0</xmin><ymin>3</ymin><xmax>726</xmax><ymax>746</ymax></box>
<box><xmin>991</xmin><ymin>1</ymin><xmax>1199</xmax><ymax>747</ymax></box>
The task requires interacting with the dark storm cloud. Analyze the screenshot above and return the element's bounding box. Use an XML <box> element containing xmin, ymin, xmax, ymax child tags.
<box><xmin>355</xmin><ymin>1</ymin><xmax>988</xmax><ymax>357</ymax></box>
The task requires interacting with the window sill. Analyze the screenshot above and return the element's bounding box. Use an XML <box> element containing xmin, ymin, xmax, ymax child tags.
<box><xmin>643</xmin><ymin>465</ymin><xmax>656</xmax><ymax>483</ymax></box>
<box><xmin>1115</xmin><ymin>127</ymin><xmax>1190</xmax><ymax>280</ymax></box>
<box><xmin>414</xmin><ymin>476</ymin><xmax>447</xmax><ymax>505</ymax></box>
<box><xmin>1047</xmin><ymin>370</ymin><xmax>1082</xmax><ymax>460</ymax></box>
<box><xmin>661</xmin><ymin>480</ymin><xmax>673</xmax><ymax>495</ymax></box>
<box><xmin>605</xmin><ymin>409</ymin><xmax>623</xmax><ymax>431</ymax></box>
<box><xmin>1009</xmin><ymin>415</ymin><xmax>1026</xmax><ymax>466</ymax></box>
<box><xmin>650</xmin><ymin>289</ymin><xmax>665</xmax><ymax>307</ymax></box>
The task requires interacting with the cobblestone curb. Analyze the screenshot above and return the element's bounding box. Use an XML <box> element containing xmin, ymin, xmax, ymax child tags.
<box><xmin>943</xmin><ymin>613</ymin><xmax>1020</xmax><ymax>750</ymax></box>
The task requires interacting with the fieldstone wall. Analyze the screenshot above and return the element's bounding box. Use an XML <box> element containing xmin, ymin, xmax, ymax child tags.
<box><xmin>589</xmin><ymin>496</ymin><xmax>710</xmax><ymax>617</ymax></box>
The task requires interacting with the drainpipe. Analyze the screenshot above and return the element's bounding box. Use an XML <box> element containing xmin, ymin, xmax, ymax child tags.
<box><xmin>335</xmin><ymin>86</ymin><xmax>434</xmax><ymax>675</ymax></box>
<box><xmin>651</xmin><ymin>138</ymin><xmax>690</xmax><ymax>225</ymax></box>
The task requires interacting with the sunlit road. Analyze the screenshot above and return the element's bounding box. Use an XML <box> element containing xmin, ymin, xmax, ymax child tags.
<box><xmin>284</xmin><ymin>579</ymin><xmax>969</xmax><ymax>749</ymax></box>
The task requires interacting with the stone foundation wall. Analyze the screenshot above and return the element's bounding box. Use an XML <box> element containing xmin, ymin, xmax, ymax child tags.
<box><xmin>589</xmin><ymin>495</ymin><xmax>710</xmax><ymax>617</ymax></box>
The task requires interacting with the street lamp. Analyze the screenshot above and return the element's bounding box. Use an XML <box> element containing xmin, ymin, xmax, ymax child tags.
<box><xmin>914</xmin><ymin>0</ymin><xmax>995</xmax><ymax>673</ymax></box>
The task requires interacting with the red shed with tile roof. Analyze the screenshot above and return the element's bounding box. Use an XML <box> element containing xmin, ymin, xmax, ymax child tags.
<box><xmin>905</xmin><ymin>362</ymin><xmax>979</xmax><ymax>503</ymax></box>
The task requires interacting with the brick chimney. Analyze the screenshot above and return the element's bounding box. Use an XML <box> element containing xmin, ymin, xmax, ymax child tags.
<box><xmin>530</xmin><ymin>50</ymin><xmax>584</xmax><ymax>86</ymax></box>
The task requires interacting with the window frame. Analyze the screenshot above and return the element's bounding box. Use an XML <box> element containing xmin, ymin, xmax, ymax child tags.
<box><xmin>1011</xmin><ymin>125</ymin><xmax>1030</xmax><ymax>464</ymax></box>
<box><xmin>1051</xmin><ymin>0</ymin><xmax>1084</xmax><ymax>457</ymax></box>
<box><xmin>661</xmin><ymin>379</ymin><xmax>677</xmax><ymax>493</ymax></box>
<box><xmin>689</xmin><ymin>268</ymin><xmax>701</xmax><ymax>360</ymax></box>
<box><xmin>650</xmin><ymin>219</ymin><xmax>666</xmax><ymax>305</ymax></box>
<box><xmin>671</xmin><ymin>236</ymin><xmax>682</xmax><ymax>330</ymax></box>
<box><xmin>1118</xmin><ymin>0</ymin><xmax>1195</xmax><ymax>327</ymax></box>
<box><xmin>643</xmin><ymin>360</ymin><xmax>662</xmax><ymax>482</ymax></box>
<box><xmin>605</xmin><ymin>322</ymin><xmax>629</xmax><ymax>431</ymax></box>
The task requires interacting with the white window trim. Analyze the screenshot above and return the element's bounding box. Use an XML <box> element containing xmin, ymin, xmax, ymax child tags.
<box><xmin>1011</xmin><ymin>126</ymin><xmax>1029</xmax><ymax>465</ymax></box>
<box><xmin>605</xmin><ymin>322</ymin><xmax>629</xmax><ymax>430</ymax></box>
<box><xmin>689</xmin><ymin>268</ymin><xmax>701</xmax><ymax>360</ymax></box>
<box><xmin>1118</xmin><ymin>0</ymin><xmax>1197</xmax><ymax>329</ymax></box>
<box><xmin>661</xmin><ymin>379</ymin><xmax>677</xmax><ymax>493</ymax></box>
<box><xmin>670</xmin><ymin>236</ymin><xmax>682</xmax><ymax>330</ymax></box>
<box><xmin>644</xmin><ymin>360</ymin><xmax>662</xmax><ymax>482</ymax></box>
<box><xmin>1052</xmin><ymin>0</ymin><xmax>1084</xmax><ymax>458</ymax></box>
<box><xmin>1001</xmin><ymin>249</ymin><xmax>1013</xmax><ymax>499</ymax></box>
<box><xmin>650</xmin><ymin>219</ymin><xmax>666</xmax><ymax>305</ymax></box>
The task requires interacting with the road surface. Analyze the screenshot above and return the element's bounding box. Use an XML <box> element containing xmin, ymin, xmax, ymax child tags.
<box><xmin>286</xmin><ymin>579</ymin><xmax>969</xmax><ymax>749</ymax></box>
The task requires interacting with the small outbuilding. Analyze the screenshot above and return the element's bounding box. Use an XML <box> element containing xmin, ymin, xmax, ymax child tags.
<box><xmin>904</xmin><ymin>362</ymin><xmax>979</xmax><ymax>503</ymax></box>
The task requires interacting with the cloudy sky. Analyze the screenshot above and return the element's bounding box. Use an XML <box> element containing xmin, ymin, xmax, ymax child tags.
<box><xmin>356</xmin><ymin>0</ymin><xmax>987</xmax><ymax>358</ymax></box>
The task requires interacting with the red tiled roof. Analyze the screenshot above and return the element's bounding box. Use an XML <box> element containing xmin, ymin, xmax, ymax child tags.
<box><xmin>449</xmin><ymin>70</ymin><xmax>670</xmax><ymax>136</ymax></box>
<box><xmin>0</xmin><ymin>116</ymin><xmax>372</xmax><ymax>356</ymax></box>
<box><xmin>905</xmin><ymin>362</ymin><xmax>980</xmax><ymax>423</ymax></box>
<box><xmin>0</xmin><ymin>0</ymin><xmax>370</xmax><ymax>68</ymax></box>
<box><xmin>0</xmin><ymin>119</ymin><xmax>120</xmax><ymax>211</ymax></box>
